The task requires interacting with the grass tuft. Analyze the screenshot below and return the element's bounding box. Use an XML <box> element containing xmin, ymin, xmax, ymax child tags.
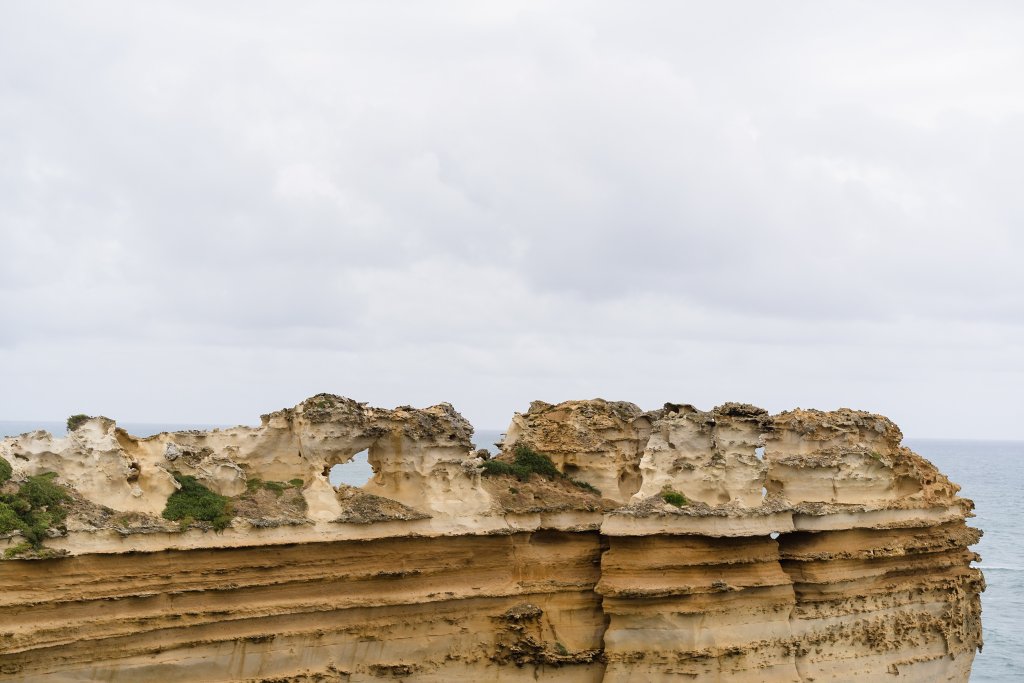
<box><xmin>245</xmin><ymin>478</ymin><xmax>300</xmax><ymax>497</ymax></box>
<box><xmin>163</xmin><ymin>473</ymin><xmax>234</xmax><ymax>531</ymax></box>
<box><xmin>0</xmin><ymin>473</ymin><xmax>70</xmax><ymax>550</ymax></box>
<box><xmin>66</xmin><ymin>414</ymin><xmax>91</xmax><ymax>432</ymax></box>
<box><xmin>480</xmin><ymin>459</ymin><xmax>523</xmax><ymax>479</ymax></box>
<box><xmin>262</xmin><ymin>481</ymin><xmax>289</xmax><ymax>496</ymax></box>
<box><xmin>511</xmin><ymin>443</ymin><xmax>560</xmax><ymax>479</ymax></box>
<box><xmin>481</xmin><ymin>444</ymin><xmax>561</xmax><ymax>482</ymax></box>
<box><xmin>570</xmin><ymin>478</ymin><xmax>601</xmax><ymax>495</ymax></box>
<box><xmin>661</xmin><ymin>489</ymin><xmax>688</xmax><ymax>507</ymax></box>
<box><xmin>3</xmin><ymin>541</ymin><xmax>33</xmax><ymax>559</ymax></box>
<box><xmin>0</xmin><ymin>503</ymin><xmax>22</xmax><ymax>535</ymax></box>
<box><xmin>480</xmin><ymin>443</ymin><xmax>601</xmax><ymax>496</ymax></box>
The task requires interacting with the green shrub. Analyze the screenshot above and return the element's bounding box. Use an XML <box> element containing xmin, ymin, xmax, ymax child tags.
<box><xmin>512</xmin><ymin>444</ymin><xmax>560</xmax><ymax>479</ymax></box>
<box><xmin>3</xmin><ymin>541</ymin><xmax>32</xmax><ymax>559</ymax></box>
<box><xmin>20</xmin><ymin>509</ymin><xmax>60</xmax><ymax>546</ymax></box>
<box><xmin>481</xmin><ymin>459</ymin><xmax>523</xmax><ymax>478</ymax></box>
<box><xmin>66</xmin><ymin>414</ymin><xmax>91</xmax><ymax>432</ymax></box>
<box><xmin>163</xmin><ymin>473</ymin><xmax>234</xmax><ymax>531</ymax></box>
<box><xmin>0</xmin><ymin>473</ymin><xmax>71</xmax><ymax>549</ymax></box>
<box><xmin>262</xmin><ymin>481</ymin><xmax>289</xmax><ymax>496</ymax></box>
<box><xmin>481</xmin><ymin>444</ymin><xmax>601</xmax><ymax>496</ymax></box>
<box><xmin>288</xmin><ymin>478</ymin><xmax>304</xmax><ymax>488</ymax></box>
<box><xmin>570</xmin><ymin>478</ymin><xmax>601</xmax><ymax>495</ymax></box>
<box><xmin>0</xmin><ymin>502</ymin><xmax>23</xmax><ymax>535</ymax></box>
<box><xmin>19</xmin><ymin>473</ymin><xmax>69</xmax><ymax>509</ymax></box>
<box><xmin>482</xmin><ymin>445</ymin><xmax>562</xmax><ymax>482</ymax></box>
<box><xmin>0</xmin><ymin>494</ymin><xmax>30</xmax><ymax>515</ymax></box>
<box><xmin>662</xmin><ymin>489</ymin><xmax>687</xmax><ymax>507</ymax></box>
<box><xmin>0</xmin><ymin>456</ymin><xmax>11</xmax><ymax>484</ymax></box>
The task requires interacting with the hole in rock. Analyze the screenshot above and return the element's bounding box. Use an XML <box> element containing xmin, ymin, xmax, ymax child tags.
<box><xmin>770</xmin><ymin>532</ymin><xmax>780</xmax><ymax>540</ymax></box>
<box><xmin>761</xmin><ymin>486</ymin><xmax>768</xmax><ymax>499</ymax></box>
<box><xmin>472</xmin><ymin>429</ymin><xmax>506</xmax><ymax>455</ymax></box>
<box><xmin>755</xmin><ymin>446</ymin><xmax>765</xmax><ymax>461</ymax></box>
<box><xmin>329</xmin><ymin>449</ymin><xmax>374</xmax><ymax>488</ymax></box>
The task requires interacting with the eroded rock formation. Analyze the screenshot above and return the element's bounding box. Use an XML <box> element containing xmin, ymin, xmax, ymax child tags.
<box><xmin>0</xmin><ymin>395</ymin><xmax>983</xmax><ymax>682</ymax></box>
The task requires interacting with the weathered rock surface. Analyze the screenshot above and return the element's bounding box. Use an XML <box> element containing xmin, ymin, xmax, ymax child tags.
<box><xmin>0</xmin><ymin>396</ymin><xmax>983</xmax><ymax>682</ymax></box>
<box><xmin>503</xmin><ymin>399</ymin><xmax>655</xmax><ymax>503</ymax></box>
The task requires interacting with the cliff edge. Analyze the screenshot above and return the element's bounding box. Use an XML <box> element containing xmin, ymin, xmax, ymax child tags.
<box><xmin>0</xmin><ymin>395</ymin><xmax>983</xmax><ymax>682</ymax></box>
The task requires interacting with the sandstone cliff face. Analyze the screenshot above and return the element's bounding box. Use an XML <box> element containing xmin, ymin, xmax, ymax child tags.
<box><xmin>0</xmin><ymin>396</ymin><xmax>983</xmax><ymax>682</ymax></box>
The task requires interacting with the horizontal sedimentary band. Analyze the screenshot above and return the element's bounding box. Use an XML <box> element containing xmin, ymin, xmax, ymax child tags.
<box><xmin>0</xmin><ymin>395</ymin><xmax>983</xmax><ymax>681</ymax></box>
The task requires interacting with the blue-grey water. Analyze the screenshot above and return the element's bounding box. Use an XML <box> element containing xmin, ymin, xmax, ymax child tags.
<box><xmin>905</xmin><ymin>438</ymin><xmax>1022</xmax><ymax>683</ymax></box>
<box><xmin>0</xmin><ymin>422</ymin><xmax>1015</xmax><ymax>680</ymax></box>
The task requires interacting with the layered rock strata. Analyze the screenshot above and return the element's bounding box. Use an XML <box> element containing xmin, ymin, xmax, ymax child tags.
<box><xmin>0</xmin><ymin>396</ymin><xmax>983</xmax><ymax>682</ymax></box>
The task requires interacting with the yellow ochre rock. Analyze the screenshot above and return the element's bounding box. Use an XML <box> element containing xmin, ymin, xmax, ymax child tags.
<box><xmin>0</xmin><ymin>395</ymin><xmax>983</xmax><ymax>682</ymax></box>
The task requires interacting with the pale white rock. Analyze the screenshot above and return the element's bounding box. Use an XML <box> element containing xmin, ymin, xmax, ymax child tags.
<box><xmin>0</xmin><ymin>418</ymin><xmax>177</xmax><ymax>515</ymax></box>
<box><xmin>632</xmin><ymin>402</ymin><xmax>770</xmax><ymax>507</ymax></box>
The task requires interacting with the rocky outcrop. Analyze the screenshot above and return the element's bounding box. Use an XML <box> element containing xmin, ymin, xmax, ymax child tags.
<box><xmin>1</xmin><ymin>395</ymin><xmax>489</xmax><ymax>525</ymax></box>
<box><xmin>631</xmin><ymin>402</ymin><xmax>771</xmax><ymax>507</ymax></box>
<box><xmin>502</xmin><ymin>399</ymin><xmax>656</xmax><ymax>503</ymax></box>
<box><xmin>0</xmin><ymin>396</ymin><xmax>983</xmax><ymax>682</ymax></box>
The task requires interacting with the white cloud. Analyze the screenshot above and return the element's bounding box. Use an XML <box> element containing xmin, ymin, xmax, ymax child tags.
<box><xmin>1</xmin><ymin>1</ymin><xmax>1022</xmax><ymax>438</ymax></box>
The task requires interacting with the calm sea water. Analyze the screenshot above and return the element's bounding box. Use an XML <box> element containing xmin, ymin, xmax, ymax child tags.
<box><xmin>905</xmin><ymin>438</ymin><xmax>1022</xmax><ymax>683</ymax></box>
<box><xmin>1</xmin><ymin>422</ymin><xmax>1015</xmax><ymax>680</ymax></box>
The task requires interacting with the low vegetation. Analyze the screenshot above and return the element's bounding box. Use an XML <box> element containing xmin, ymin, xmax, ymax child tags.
<box><xmin>66</xmin><ymin>414</ymin><xmax>91</xmax><ymax>432</ymax></box>
<box><xmin>245</xmin><ymin>478</ymin><xmax>303</xmax><ymax>497</ymax></box>
<box><xmin>162</xmin><ymin>473</ymin><xmax>234</xmax><ymax>531</ymax></box>
<box><xmin>0</xmin><ymin>455</ymin><xmax>11</xmax><ymax>484</ymax></box>
<box><xmin>0</xmin><ymin>504</ymin><xmax>22</xmax><ymax>535</ymax></box>
<box><xmin>569</xmin><ymin>478</ymin><xmax>601</xmax><ymax>495</ymax></box>
<box><xmin>481</xmin><ymin>443</ymin><xmax>602</xmax><ymax>495</ymax></box>
<box><xmin>481</xmin><ymin>443</ymin><xmax>559</xmax><ymax>481</ymax></box>
<box><xmin>0</xmin><ymin>471</ymin><xmax>70</xmax><ymax>550</ymax></box>
<box><xmin>3</xmin><ymin>541</ymin><xmax>33</xmax><ymax>559</ymax></box>
<box><xmin>661</xmin><ymin>488</ymin><xmax>688</xmax><ymax>507</ymax></box>
<box><xmin>3</xmin><ymin>541</ymin><xmax>62</xmax><ymax>560</ymax></box>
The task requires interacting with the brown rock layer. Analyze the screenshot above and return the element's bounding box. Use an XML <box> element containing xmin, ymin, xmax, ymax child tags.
<box><xmin>0</xmin><ymin>396</ymin><xmax>983</xmax><ymax>681</ymax></box>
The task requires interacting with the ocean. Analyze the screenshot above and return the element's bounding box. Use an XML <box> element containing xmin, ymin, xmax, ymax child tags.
<box><xmin>0</xmin><ymin>422</ymin><xmax>1017</xmax><ymax>681</ymax></box>
<box><xmin>905</xmin><ymin>438</ymin><xmax>1022</xmax><ymax>682</ymax></box>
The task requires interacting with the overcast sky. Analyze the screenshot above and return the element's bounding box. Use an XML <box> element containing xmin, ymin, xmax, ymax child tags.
<box><xmin>1</xmin><ymin>2</ymin><xmax>1022</xmax><ymax>439</ymax></box>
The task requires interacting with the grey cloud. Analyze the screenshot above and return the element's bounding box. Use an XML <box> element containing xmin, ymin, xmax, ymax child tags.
<box><xmin>1</xmin><ymin>1</ymin><xmax>1022</xmax><ymax>438</ymax></box>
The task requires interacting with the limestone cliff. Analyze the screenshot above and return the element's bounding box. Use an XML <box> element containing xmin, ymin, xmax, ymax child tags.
<box><xmin>0</xmin><ymin>396</ymin><xmax>983</xmax><ymax>682</ymax></box>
